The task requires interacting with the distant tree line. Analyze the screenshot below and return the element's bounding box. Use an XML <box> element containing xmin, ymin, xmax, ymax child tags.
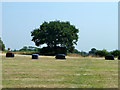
<box><xmin>3</xmin><ymin>45</ymin><xmax>120</xmax><ymax>57</ymax></box>
<box><xmin>19</xmin><ymin>46</ymin><xmax>40</xmax><ymax>52</ymax></box>
<box><xmin>95</xmin><ymin>49</ymin><xmax>120</xmax><ymax>57</ymax></box>
<box><xmin>88</xmin><ymin>48</ymin><xmax>120</xmax><ymax>57</ymax></box>
<box><xmin>72</xmin><ymin>48</ymin><xmax>120</xmax><ymax>57</ymax></box>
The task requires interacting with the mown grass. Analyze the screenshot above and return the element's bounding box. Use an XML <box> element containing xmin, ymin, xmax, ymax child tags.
<box><xmin>2</xmin><ymin>55</ymin><xmax>118</xmax><ymax>88</ymax></box>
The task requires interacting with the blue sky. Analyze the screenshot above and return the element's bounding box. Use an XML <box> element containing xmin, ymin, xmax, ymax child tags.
<box><xmin>2</xmin><ymin>2</ymin><xmax>118</xmax><ymax>52</ymax></box>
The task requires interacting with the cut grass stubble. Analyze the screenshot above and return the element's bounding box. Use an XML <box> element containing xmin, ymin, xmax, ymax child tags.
<box><xmin>2</xmin><ymin>55</ymin><xmax>118</xmax><ymax>88</ymax></box>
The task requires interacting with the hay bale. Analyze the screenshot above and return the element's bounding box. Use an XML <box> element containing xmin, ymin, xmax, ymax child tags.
<box><xmin>105</xmin><ymin>55</ymin><xmax>114</xmax><ymax>60</ymax></box>
<box><xmin>55</xmin><ymin>54</ymin><xmax>66</xmax><ymax>59</ymax></box>
<box><xmin>32</xmin><ymin>54</ymin><xmax>38</xmax><ymax>59</ymax></box>
<box><xmin>118</xmin><ymin>56</ymin><xmax>120</xmax><ymax>60</ymax></box>
<box><xmin>6</xmin><ymin>52</ymin><xmax>14</xmax><ymax>57</ymax></box>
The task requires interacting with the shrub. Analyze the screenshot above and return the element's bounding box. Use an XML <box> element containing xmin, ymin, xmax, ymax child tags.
<box><xmin>110</xmin><ymin>50</ymin><xmax>120</xmax><ymax>57</ymax></box>
<box><xmin>95</xmin><ymin>49</ymin><xmax>109</xmax><ymax>57</ymax></box>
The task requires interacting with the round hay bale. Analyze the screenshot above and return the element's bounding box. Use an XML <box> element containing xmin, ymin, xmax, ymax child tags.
<box><xmin>105</xmin><ymin>55</ymin><xmax>114</xmax><ymax>60</ymax></box>
<box><xmin>55</xmin><ymin>54</ymin><xmax>66</xmax><ymax>59</ymax></box>
<box><xmin>32</xmin><ymin>54</ymin><xmax>38</xmax><ymax>59</ymax></box>
<box><xmin>6</xmin><ymin>52</ymin><xmax>14</xmax><ymax>57</ymax></box>
<box><xmin>118</xmin><ymin>56</ymin><xmax>120</xmax><ymax>60</ymax></box>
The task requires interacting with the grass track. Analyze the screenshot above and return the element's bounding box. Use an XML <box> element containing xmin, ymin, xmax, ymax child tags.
<box><xmin>2</xmin><ymin>54</ymin><xmax>118</xmax><ymax>88</ymax></box>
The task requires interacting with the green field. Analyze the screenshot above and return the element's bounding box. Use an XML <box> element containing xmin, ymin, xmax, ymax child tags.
<box><xmin>2</xmin><ymin>54</ymin><xmax>118</xmax><ymax>88</ymax></box>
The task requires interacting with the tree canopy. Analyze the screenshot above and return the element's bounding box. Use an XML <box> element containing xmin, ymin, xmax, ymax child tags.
<box><xmin>95</xmin><ymin>49</ymin><xmax>109</xmax><ymax>57</ymax></box>
<box><xmin>89</xmin><ymin>48</ymin><xmax>97</xmax><ymax>55</ymax></box>
<box><xmin>31</xmin><ymin>20</ymin><xmax>79</xmax><ymax>53</ymax></box>
<box><xmin>110</xmin><ymin>50</ymin><xmax>120</xmax><ymax>57</ymax></box>
<box><xmin>0</xmin><ymin>37</ymin><xmax>5</xmax><ymax>51</ymax></box>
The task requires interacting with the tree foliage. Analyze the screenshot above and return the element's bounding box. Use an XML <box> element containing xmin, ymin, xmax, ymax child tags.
<box><xmin>19</xmin><ymin>46</ymin><xmax>40</xmax><ymax>52</ymax></box>
<box><xmin>89</xmin><ymin>48</ymin><xmax>97</xmax><ymax>55</ymax></box>
<box><xmin>95</xmin><ymin>49</ymin><xmax>109</xmax><ymax>57</ymax></box>
<box><xmin>94</xmin><ymin>49</ymin><xmax>120</xmax><ymax>57</ymax></box>
<box><xmin>110</xmin><ymin>50</ymin><xmax>120</xmax><ymax>57</ymax></box>
<box><xmin>31</xmin><ymin>20</ymin><xmax>79</xmax><ymax>53</ymax></box>
<box><xmin>73</xmin><ymin>49</ymin><xmax>81</xmax><ymax>54</ymax></box>
<box><xmin>0</xmin><ymin>37</ymin><xmax>5</xmax><ymax>51</ymax></box>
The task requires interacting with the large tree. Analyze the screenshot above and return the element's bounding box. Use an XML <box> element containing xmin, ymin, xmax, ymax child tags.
<box><xmin>31</xmin><ymin>20</ymin><xmax>79</xmax><ymax>53</ymax></box>
<box><xmin>0</xmin><ymin>37</ymin><xmax>5</xmax><ymax>51</ymax></box>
